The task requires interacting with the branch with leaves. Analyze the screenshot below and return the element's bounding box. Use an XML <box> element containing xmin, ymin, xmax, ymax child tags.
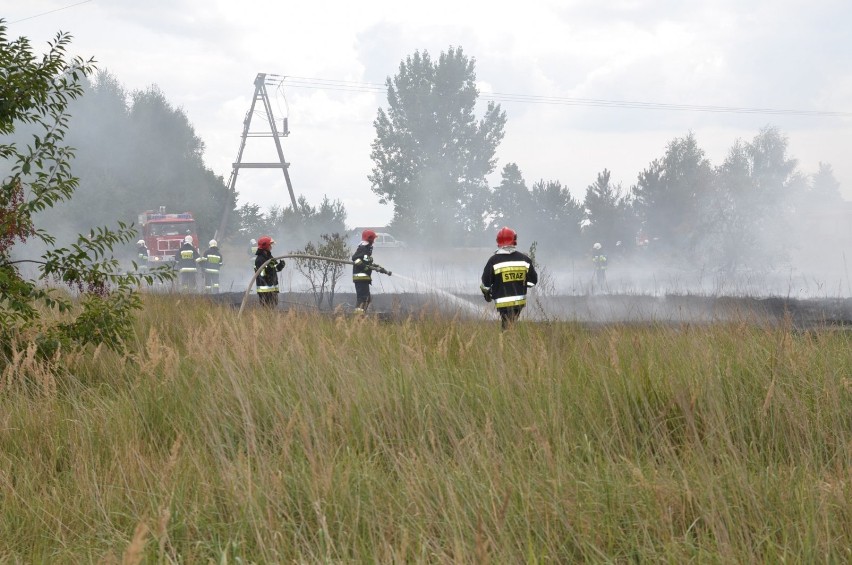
<box><xmin>1</xmin><ymin>20</ymin><xmax>175</xmax><ymax>362</ymax></box>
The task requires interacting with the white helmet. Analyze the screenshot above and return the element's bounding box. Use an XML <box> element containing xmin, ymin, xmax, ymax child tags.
<box><xmin>137</xmin><ymin>239</ymin><xmax>145</xmax><ymax>246</ymax></box>
<box><xmin>593</xmin><ymin>242</ymin><xmax>602</xmax><ymax>250</ymax></box>
<box><xmin>184</xmin><ymin>235</ymin><xmax>193</xmax><ymax>245</ymax></box>
<box><xmin>209</xmin><ymin>239</ymin><xmax>217</xmax><ymax>247</ymax></box>
<box><xmin>250</xmin><ymin>238</ymin><xmax>257</xmax><ymax>245</ymax></box>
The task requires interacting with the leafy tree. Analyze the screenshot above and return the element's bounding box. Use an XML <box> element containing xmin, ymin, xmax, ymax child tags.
<box><xmin>631</xmin><ymin>132</ymin><xmax>714</xmax><ymax>259</ymax></box>
<box><xmin>707</xmin><ymin>140</ymin><xmax>755</xmax><ymax>271</ymax></box>
<box><xmin>234</xmin><ymin>202</ymin><xmax>270</xmax><ymax>239</ymax></box>
<box><xmin>268</xmin><ymin>195</ymin><xmax>347</xmax><ymax>249</ymax></box>
<box><xmin>527</xmin><ymin>180</ymin><xmax>584</xmax><ymax>254</ymax></box>
<box><xmin>582</xmin><ymin>169</ymin><xmax>638</xmax><ymax>253</ymax></box>
<box><xmin>369</xmin><ymin>47</ymin><xmax>506</xmax><ymax>245</ymax></box>
<box><xmin>809</xmin><ymin>162</ymin><xmax>842</xmax><ymax>207</ymax></box>
<box><xmin>707</xmin><ymin>127</ymin><xmax>802</xmax><ymax>271</ymax></box>
<box><xmin>126</xmin><ymin>85</ymin><xmax>229</xmax><ymax>237</ymax></box>
<box><xmin>790</xmin><ymin>161</ymin><xmax>845</xmax><ymax>272</ymax></box>
<box><xmin>233</xmin><ymin>195</ymin><xmax>347</xmax><ymax>252</ymax></box>
<box><xmin>0</xmin><ymin>22</ymin><xmax>172</xmax><ymax>361</ymax></box>
<box><xmin>749</xmin><ymin>126</ymin><xmax>798</xmax><ymax>194</ymax></box>
<box><xmin>742</xmin><ymin>126</ymin><xmax>801</xmax><ymax>268</ymax></box>
<box><xmin>34</xmin><ymin>73</ymin><xmax>232</xmax><ymax>249</ymax></box>
<box><xmin>291</xmin><ymin>233</ymin><xmax>350</xmax><ymax>311</ymax></box>
<box><xmin>488</xmin><ymin>162</ymin><xmax>532</xmax><ymax>232</ymax></box>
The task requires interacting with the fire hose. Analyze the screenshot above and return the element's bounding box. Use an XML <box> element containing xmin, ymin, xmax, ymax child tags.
<box><xmin>237</xmin><ymin>254</ymin><xmax>391</xmax><ymax>317</ymax></box>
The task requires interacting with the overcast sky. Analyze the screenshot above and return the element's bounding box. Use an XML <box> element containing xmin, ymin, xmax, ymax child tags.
<box><xmin>8</xmin><ymin>0</ymin><xmax>852</xmax><ymax>227</ymax></box>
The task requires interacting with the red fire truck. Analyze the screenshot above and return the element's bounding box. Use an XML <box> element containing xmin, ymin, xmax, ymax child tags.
<box><xmin>138</xmin><ymin>207</ymin><xmax>199</xmax><ymax>263</ymax></box>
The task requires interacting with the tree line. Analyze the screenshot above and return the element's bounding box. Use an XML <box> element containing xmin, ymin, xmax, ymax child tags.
<box><xmin>369</xmin><ymin>47</ymin><xmax>845</xmax><ymax>272</ymax></box>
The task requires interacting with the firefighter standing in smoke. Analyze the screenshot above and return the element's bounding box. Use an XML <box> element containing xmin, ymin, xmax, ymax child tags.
<box><xmin>351</xmin><ymin>229</ymin><xmax>391</xmax><ymax>313</ymax></box>
<box><xmin>592</xmin><ymin>242</ymin><xmax>607</xmax><ymax>289</ymax></box>
<box><xmin>247</xmin><ymin>238</ymin><xmax>259</xmax><ymax>294</ymax></box>
<box><xmin>136</xmin><ymin>239</ymin><xmax>149</xmax><ymax>272</ymax></box>
<box><xmin>254</xmin><ymin>236</ymin><xmax>285</xmax><ymax>307</ymax></box>
<box><xmin>174</xmin><ymin>235</ymin><xmax>201</xmax><ymax>291</ymax></box>
<box><xmin>480</xmin><ymin>227</ymin><xmax>538</xmax><ymax>330</ymax></box>
<box><xmin>201</xmin><ymin>239</ymin><xmax>223</xmax><ymax>293</ymax></box>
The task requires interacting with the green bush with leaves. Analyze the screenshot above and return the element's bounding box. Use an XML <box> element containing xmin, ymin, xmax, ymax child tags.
<box><xmin>0</xmin><ymin>21</ymin><xmax>173</xmax><ymax>360</ymax></box>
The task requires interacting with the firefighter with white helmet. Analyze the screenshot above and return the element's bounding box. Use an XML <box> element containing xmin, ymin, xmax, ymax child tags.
<box><xmin>592</xmin><ymin>242</ymin><xmax>607</xmax><ymax>290</ymax></box>
<box><xmin>247</xmin><ymin>239</ymin><xmax>259</xmax><ymax>293</ymax></box>
<box><xmin>174</xmin><ymin>235</ymin><xmax>201</xmax><ymax>292</ymax></box>
<box><xmin>136</xmin><ymin>239</ymin><xmax>149</xmax><ymax>272</ymax></box>
<box><xmin>254</xmin><ymin>236</ymin><xmax>285</xmax><ymax>308</ymax></box>
<box><xmin>480</xmin><ymin>227</ymin><xmax>538</xmax><ymax>330</ymax></box>
<box><xmin>351</xmin><ymin>229</ymin><xmax>391</xmax><ymax>313</ymax></box>
<box><xmin>201</xmin><ymin>239</ymin><xmax>223</xmax><ymax>293</ymax></box>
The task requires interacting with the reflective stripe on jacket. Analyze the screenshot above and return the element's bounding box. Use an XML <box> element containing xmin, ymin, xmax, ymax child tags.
<box><xmin>480</xmin><ymin>248</ymin><xmax>539</xmax><ymax>310</ymax></box>
<box><xmin>255</xmin><ymin>249</ymin><xmax>281</xmax><ymax>293</ymax></box>
<box><xmin>351</xmin><ymin>242</ymin><xmax>374</xmax><ymax>283</ymax></box>
<box><xmin>204</xmin><ymin>247</ymin><xmax>222</xmax><ymax>272</ymax></box>
<box><xmin>175</xmin><ymin>243</ymin><xmax>200</xmax><ymax>271</ymax></box>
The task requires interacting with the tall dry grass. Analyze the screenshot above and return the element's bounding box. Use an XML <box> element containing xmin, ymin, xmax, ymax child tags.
<box><xmin>1</xmin><ymin>294</ymin><xmax>850</xmax><ymax>562</ymax></box>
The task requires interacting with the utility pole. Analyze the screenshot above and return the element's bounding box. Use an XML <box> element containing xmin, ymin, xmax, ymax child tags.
<box><xmin>216</xmin><ymin>73</ymin><xmax>298</xmax><ymax>241</ymax></box>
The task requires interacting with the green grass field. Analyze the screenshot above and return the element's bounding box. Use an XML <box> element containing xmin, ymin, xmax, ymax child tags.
<box><xmin>2</xmin><ymin>295</ymin><xmax>850</xmax><ymax>563</ymax></box>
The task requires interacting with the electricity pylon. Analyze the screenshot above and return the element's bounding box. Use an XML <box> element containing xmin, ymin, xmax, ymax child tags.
<box><xmin>216</xmin><ymin>73</ymin><xmax>297</xmax><ymax>240</ymax></box>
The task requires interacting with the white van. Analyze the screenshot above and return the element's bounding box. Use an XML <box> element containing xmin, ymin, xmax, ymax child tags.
<box><xmin>373</xmin><ymin>232</ymin><xmax>406</xmax><ymax>248</ymax></box>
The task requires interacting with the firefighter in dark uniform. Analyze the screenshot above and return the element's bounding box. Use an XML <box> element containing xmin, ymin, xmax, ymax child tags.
<box><xmin>174</xmin><ymin>235</ymin><xmax>200</xmax><ymax>292</ymax></box>
<box><xmin>592</xmin><ymin>242</ymin><xmax>607</xmax><ymax>291</ymax></box>
<box><xmin>201</xmin><ymin>239</ymin><xmax>223</xmax><ymax>293</ymax></box>
<box><xmin>136</xmin><ymin>239</ymin><xmax>149</xmax><ymax>273</ymax></box>
<box><xmin>254</xmin><ymin>236</ymin><xmax>285</xmax><ymax>308</ymax></box>
<box><xmin>351</xmin><ymin>229</ymin><xmax>391</xmax><ymax>313</ymax></box>
<box><xmin>480</xmin><ymin>226</ymin><xmax>538</xmax><ymax>330</ymax></box>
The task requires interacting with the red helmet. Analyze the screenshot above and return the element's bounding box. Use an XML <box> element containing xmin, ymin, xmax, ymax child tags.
<box><xmin>496</xmin><ymin>227</ymin><xmax>517</xmax><ymax>247</ymax></box>
<box><xmin>257</xmin><ymin>236</ymin><xmax>273</xmax><ymax>251</ymax></box>
<box><xmin>362</xmin><ymin>229</ymin><xmax>377</xmax><ymax>243</ymax></box>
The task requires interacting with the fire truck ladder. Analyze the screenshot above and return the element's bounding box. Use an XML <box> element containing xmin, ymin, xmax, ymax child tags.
<box><xmin>216</xmin><ymin>73</ymin><xmax>298</xmax><ymax>239</ymax></box>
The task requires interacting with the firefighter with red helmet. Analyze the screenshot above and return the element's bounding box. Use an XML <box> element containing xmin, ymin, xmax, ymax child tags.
<box><xmin>351</xmin><ymin>229</ymin><xmax>391</xmax><ymax>313</ymax></box>
<box><xmin>480</xmin><ymin>227</ymin><xmax>538</xmax><ymax>330</ymax></box>
<box><xmin>255</xmin><ymin>236</ymin><xmax>285</xmax><ymax>308</ymax></box>
<box><xmin>174</xmin><ymin>235</ymin><xmax>201</xmax><ymax>292</ymax></box>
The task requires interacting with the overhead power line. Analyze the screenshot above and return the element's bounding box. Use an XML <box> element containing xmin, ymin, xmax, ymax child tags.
<box><xmin>281</xmin><ymin>75</ymin><xmax>852</xmax><ymax>118</ymax></box>
<box><xmin>9</xmin><ymin>0</ymin><xmax>94</xmax><ymax>24</ymax></box>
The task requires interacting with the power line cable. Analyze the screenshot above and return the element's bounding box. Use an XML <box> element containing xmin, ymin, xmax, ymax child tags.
<box><xmin>9</xmin><ymin>0</ymin><xmax>94</xmax><ymax>24</ymax></box>
<box><xmin>281</xmin><ymin>75</ymin><xmax>852</xmax><ymax>118</ymax></box>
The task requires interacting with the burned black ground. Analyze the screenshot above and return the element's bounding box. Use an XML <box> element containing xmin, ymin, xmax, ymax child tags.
<box><xmin>208</xmin><ymin>291</ymin><xmax>852</xmax><ymax>329</ymax></box>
